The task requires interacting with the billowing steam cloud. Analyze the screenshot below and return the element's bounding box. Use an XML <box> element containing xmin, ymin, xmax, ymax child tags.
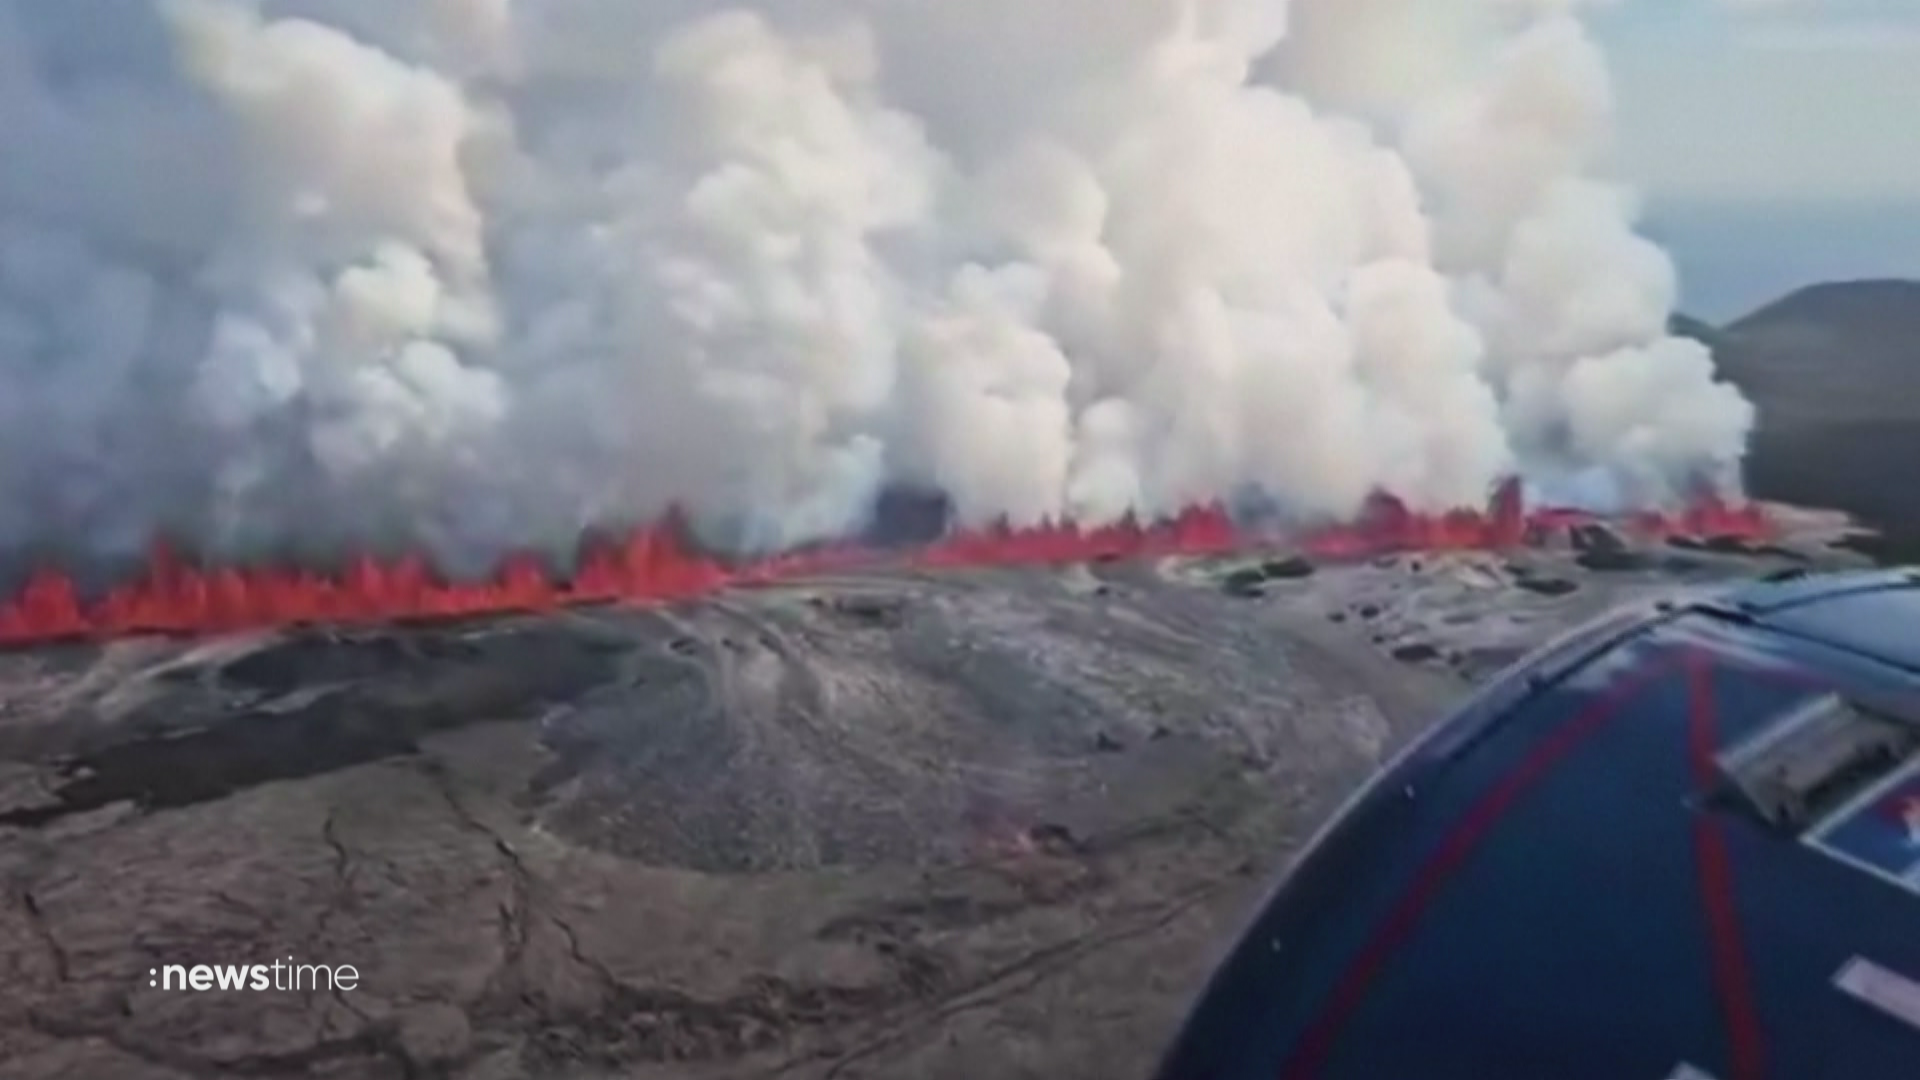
<box><xmin>0</xmin><ymin>0</ymin><xmax>1754</xmax><ymax>570</ymax></box>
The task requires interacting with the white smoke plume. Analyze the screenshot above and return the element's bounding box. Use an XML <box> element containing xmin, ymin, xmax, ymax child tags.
<box><xmin>0</xmin><ymin>0</ymin><xmax>1754</xmax><ymax>571</ymax></box>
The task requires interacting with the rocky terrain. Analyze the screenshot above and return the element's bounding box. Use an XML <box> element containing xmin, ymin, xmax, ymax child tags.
<box><xmin>0</xmin><ymin>512</ymin><xmax>1870</xmax><ymax>1080</ymax></box>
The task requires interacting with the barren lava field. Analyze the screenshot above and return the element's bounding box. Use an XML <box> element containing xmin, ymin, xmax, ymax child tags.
<box><xmin>0</xmin><ymin>493</ymin><xmax>1869</xmax><ymax>1080</ymax></box>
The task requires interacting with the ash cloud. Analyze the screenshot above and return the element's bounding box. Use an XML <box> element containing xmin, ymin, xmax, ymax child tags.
<box><xmin>0</xmin><ymin>0</ymin><xmax>1754</xmax><ymax>572</ymax></box>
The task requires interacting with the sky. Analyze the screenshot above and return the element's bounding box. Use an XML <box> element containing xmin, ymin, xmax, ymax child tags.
<box><xmin>1594</xmin><ymin>0</ymin><xmax>1920</xmax><ymax>319</ymax></box>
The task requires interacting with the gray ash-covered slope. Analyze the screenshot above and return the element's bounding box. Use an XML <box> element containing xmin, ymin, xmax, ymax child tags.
<box><xmin>0</xmin><ymin>560</ymin><xmax>1448</xmax><ymax>1080</ymax></box>
<box><xmin>0</xmin><ymin>521</ymin><xmax>1862</xmax><ymax>1080</ymax></box>
<box><xmin>1678</xmin><ymin>280</ymin><xmax>1920</xmax><ymax>544</ymax></box>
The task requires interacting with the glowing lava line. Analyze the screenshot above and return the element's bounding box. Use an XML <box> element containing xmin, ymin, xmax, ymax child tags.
<box><xmin>0</xmin><ymin>482</ymin><xmax>1769</xmax><ymax>648</ymax></box>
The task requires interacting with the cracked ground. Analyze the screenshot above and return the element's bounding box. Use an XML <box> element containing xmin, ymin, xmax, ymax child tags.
<box><xmin>0</xmin><ymin>535</ymin><xmax>1859</xmax><ymax>1080</ymax></box>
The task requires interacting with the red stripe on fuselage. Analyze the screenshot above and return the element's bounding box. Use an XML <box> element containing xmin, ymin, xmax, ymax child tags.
<box><xmin>1276</xmin><ymin>656</ymin><xmax>1681</xmax><ymax>1080</ymax></box>
<box><xmin>1686</xmin><ymin>652</ymin><xmax>1769</xmax><ymax>1080</ymax></box>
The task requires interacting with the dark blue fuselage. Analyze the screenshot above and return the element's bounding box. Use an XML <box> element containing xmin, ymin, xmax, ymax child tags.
<box><xmin>1156</xmin><ymin>570</ymin><xmax>1920</xmax><ymax>1080</ymax></box>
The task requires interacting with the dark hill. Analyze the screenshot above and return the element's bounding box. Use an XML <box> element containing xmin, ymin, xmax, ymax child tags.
<box><xmin>1719</xmin><ymin>279</ymin><xmax>1920</xmax><ymax>430</ymax></box>
<box><xmin>1667</xmin><ymin>312</ymin><xmax>1723</xmax><ymax>350</ymax></box>
<box><xmin>1732</xmin><ymin>279</ymin><xmax>1920</xmax><ymax>335</ymax></box>
<box><xmin>1689</xmin><ymin>279</ymin><xmax>1920</xmax><ymax>540</ymax></box>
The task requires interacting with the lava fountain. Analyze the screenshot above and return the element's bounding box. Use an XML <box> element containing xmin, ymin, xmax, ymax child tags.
<box><xmin>0</xmin><ymin>481</ymin><xmax>1769</xmax><ymax>649</ymax></box>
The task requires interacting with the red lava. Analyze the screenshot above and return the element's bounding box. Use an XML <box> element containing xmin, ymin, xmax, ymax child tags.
<box><xmin>0</xmin><ymin>480</ymin><xmax>1769</xmax><ymax>648</ymax></box>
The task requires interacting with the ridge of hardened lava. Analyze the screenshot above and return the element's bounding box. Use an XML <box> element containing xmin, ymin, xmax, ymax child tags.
<box><xmin>0</xmin><ymin>480</ymin><xmax>1770</xmax><ymax>648</ymax></box>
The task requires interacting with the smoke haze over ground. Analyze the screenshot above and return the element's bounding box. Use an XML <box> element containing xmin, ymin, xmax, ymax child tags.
<box><xmin>0</xmin><ymin>0</ymin><xmax>1755</xmax><ymax>571</ymax></box>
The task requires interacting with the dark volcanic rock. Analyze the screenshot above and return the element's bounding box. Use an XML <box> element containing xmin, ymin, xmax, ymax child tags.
<box><xmin>1261</xmin><ymin>557</ymin><xmax>1316</xmax><ymax>580</ymax></box>
<box><xmin>1516</xmin><ymin>576</ymin><xmax>1579</xmax><ymax>597</ymax></box>
<box><xmin>1570</xmin><ymin>524</ymin><xmax>1627</xmax><ymax>554</ymax></box>
<box><xmin>222</xmin><ymin>632</ymin><xmax>425</xmax><ymax>690</ymax></box>
<box><xmin>1576</xmin><ymin>549</ymin><xmax>1654</xmax><ymax>573</ymax></box>
<box><xmin>1028</xmin><ymin>823</ymin><xmax>1085</xmax><ymax>856</ymax></box>
<box><xmin>823</xmin><ymin>594</ymin><xmax>907</xmax><ymax>628</ymax></box>
<box><xmin>0</xmin><ymin>623</ymin><xmax>623</xmax><ymax>829</ymax></box>
<box><xmin>1223</xmin><ymin>557</ymin><xmax>1315</xmax><ymax>598</ymax></box>
<box><xmin>1223</xmin><ymin>568</ymin><xmax>1267</xmax><ymax>597</ymax></box>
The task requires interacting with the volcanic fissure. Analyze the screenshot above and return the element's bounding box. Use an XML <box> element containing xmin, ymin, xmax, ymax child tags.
<box><xmin>0</xmin><ymin>481</ymin><xmax>1769</xmax><ymax>648</ymax></box>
